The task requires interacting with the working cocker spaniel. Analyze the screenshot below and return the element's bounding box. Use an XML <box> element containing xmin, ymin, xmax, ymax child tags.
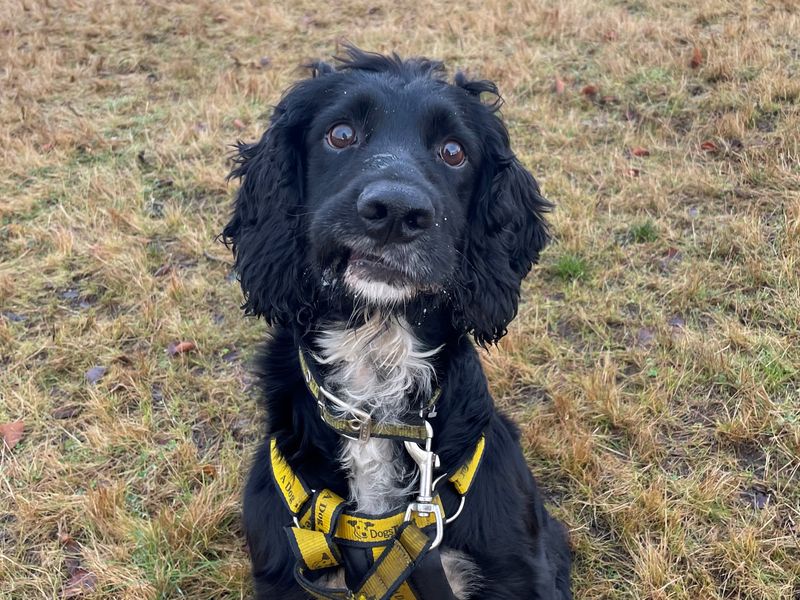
<box><xmin>223</xmin><ymin>46</ymin><xmax>572</xmax><ymax>599</ymax></box>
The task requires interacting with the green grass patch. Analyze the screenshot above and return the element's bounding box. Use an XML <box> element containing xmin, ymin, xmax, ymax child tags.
<box><xmin>628</xmin><ymin>220</ymin><xmax>659</xmax><ymax>243</ymax></box>
<box><xmin>551</xmin><ymin>253</ymin><xmax>589</xmax><ymax>281</ymax></box>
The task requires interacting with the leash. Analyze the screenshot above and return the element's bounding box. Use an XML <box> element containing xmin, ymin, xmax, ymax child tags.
<box><xmin>271</xmin><ymin>350</ymin><xmax>486</xmax><ymax>600</ymax></box>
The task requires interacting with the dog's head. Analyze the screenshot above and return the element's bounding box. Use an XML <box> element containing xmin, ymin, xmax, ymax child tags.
<box><xmin>223</xmin><ymin>46</ymin><xmax>551</xmax><ymax>345</ymax></box>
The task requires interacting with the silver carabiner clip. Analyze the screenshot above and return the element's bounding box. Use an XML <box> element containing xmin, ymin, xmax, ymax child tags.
<box><xmin>403</xmin><ymin>421</ymin><xmax>444</xmax><ymax>548</ymax></box>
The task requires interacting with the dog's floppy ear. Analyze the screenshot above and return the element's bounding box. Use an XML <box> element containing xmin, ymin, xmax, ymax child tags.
<box><xmin>222</xmin><ymin>88</ymin><xmax>316</xmax><ymax>326</ymax></box>
<box><xmin>453</xmin><ymin>112</ymin><xmax>552</xmax><ymax>346</ymax></box>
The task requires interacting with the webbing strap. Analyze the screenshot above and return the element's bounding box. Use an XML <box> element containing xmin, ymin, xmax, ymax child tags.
<box><xmin>448</xmin><ymin>434</ymin><xmax>485</xmax><ymax>495</ymax></box>
<box><xmin>270</xmin><ymin>438</ymin><xmax>311</xmax><ymax>515</ymax></box>
<box><xmin>291</xmin><ymin>522</ymin><xmax>431</xmax><ymax>600</ymax></box>
<box><xmin>320</xmin><ymin>410</ymin><xmax>432</xmax><ymax>444</ymax></box>
<box><xmin>312</xmin><ymin>489</ymin><xmax>348</xmax><ymax>534</ymax></box>
<box><xmin>335</xmin><ymin>497</ymin><xmax>443</xmax><ymax>544</ymax></box>
<box><xmin>286</xmin><ymin>527</ymin><xmax>341</xmax><ymax>571</ymax></box>
<box><xmin>357</xmin><ymin>522</ymin><xmax>431</xmax><ymax>599</ymax></box>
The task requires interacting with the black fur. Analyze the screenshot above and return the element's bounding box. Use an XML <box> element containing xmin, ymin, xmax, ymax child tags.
<box><xmin>223</xmin><ymin>46</ymin><xmax>572</xmax><ymax>599</ymax></box>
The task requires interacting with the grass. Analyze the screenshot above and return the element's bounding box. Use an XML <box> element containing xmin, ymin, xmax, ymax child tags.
<box><xmin>1</xmin><ymin>0</ymin><xmax>799</xmax><ymax>598</ymax></box>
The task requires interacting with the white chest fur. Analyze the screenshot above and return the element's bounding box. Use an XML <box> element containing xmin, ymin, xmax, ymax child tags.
<box><xmin>316</xmin><ymin>313</ymin><xmax>438</xmax><ymax>513</ymax></box>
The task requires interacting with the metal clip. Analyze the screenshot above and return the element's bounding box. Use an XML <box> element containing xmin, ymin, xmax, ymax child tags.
<box><xmin>404</xmin><ymin>501</ymin><xmax>444</xmax><ymax>549</ymax></box>
<box><xmin>404</xmin><ymin>421</ymin><xmax>443</xmax><ymax>548</ymax></box>
<box><xmin>351</xmin><ymin>417</ymin><xmax>372</xmax><ymax>443</ymax></box>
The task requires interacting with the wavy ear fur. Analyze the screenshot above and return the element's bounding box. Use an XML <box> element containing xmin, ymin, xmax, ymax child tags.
<box><xmin>454</xmin><ymin>137</ymin><xmax>552</xmax><ymax>346</ymax></box>
<box><xmin>222</xmin><ymin>93</ymin><xmax>315</xmax><ymax>326</ymax></box>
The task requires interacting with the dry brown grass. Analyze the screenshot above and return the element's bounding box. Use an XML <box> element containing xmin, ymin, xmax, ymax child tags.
<box><xmin>1</xmin><ymin>0</ymin><xmax>798</xmax><ymax>598</ymax></box>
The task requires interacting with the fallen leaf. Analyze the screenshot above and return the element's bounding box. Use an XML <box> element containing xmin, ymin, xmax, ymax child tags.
<box><xmin>168</xmin><ymin>341</ymin><xmax>196</xmax><ymax>356</ymax></box>
<box><xmin>52</xmin><ymin>405</ymin><xmax>82</xmax><ymax>420</ymax></box>
<box><xmin>113</xmin><ymin>354</ymin><xmax>133</xmax><ymax>366</ymax></box>
<box><xmin>658</xmin><ymin>247</ymin><xmax>683</xmax><ymax>272</ymax></box>
<box><xmin>85</xmin><ymin>366</ymin><xmax>106</xmax><ymax>384</ymax></box>
<box><xmin>0</xmin><ymin>421</ymin><xmax>24</xmax><ymax>450</ymax></box>
<box><xmin>201</xmin><ymin>464</ymin><xmax>217</xmax><ymax>477</ymax></box>
<box><xmin>581</xmin><ymin>84</ymin><xmax>599</xmax><ymax>97</ymax></box>
<box><xmin>690</xmin><ymin>47</ymin><xmax>703</xmax><ymax>69</ymax></box>
<box><xmin>61</xmin><ymin>569</ymin><xmax>97</xmax><ymax>598</ymax></box>
<box><xmin>631</xmin><ymin>147</ymin><xmax>650</xmax><ymax>157</ymax></box>
<box><xmin>700</xmin><ymin>140</ymin><xmax>718</xmax><ymax>152</ymax></box>
<box><xmin>553</xmin><ymin>76</ymin><xmax>565</xmax><ymax>95</ymax></box>
<box><xmin>233</xmin><ymin>118</ymin><xmax>246</xmax><ymax>130</ymax></box>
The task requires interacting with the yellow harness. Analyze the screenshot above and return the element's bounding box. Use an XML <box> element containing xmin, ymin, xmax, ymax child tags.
<box><xmin>270</xmin><ymin>435</ymin><xmax>485</xmax><ymax>600</ymax></box>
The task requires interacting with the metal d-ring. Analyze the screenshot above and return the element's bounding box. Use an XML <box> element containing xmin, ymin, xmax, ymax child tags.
<box><xmin>432</xmin><ymin>472</ymin><xmax>466</xmax><ymax>524</ymax></box>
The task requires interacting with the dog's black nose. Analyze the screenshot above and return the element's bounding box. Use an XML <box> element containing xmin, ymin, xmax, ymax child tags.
<box><xmin>357</xmin><ymin>182</ymin><xmax>434</xmax><ymax>244</ymax></box>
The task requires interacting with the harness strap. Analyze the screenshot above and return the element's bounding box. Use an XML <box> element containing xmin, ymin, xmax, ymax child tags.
<box><xmin>357</xmin><ymin>522</ymin><xmax>431</xmax><ymax>599</ymax></box>
<box><xmin>270</xmin><ymin>438</ymin><xmax>312</xmax><ymax>515</ymax></box>
<box><xmin>448</xmin><ymin>434</ymin><xmax>485</xmax><ymax>495</ymax></box>
<box><xmin>286</xmin><ymin>527</ymin><xmax>342</xmax><ymax>571</ymax></box>
<box><xmin>270</xmin><ymin>439</ymin><xmax>447</xmax><ymax>541</ymax></box>
<box><xmin>334</xmin><ymin>497</ymin><xmax>443</xmax><ymax>544</ymax></box>
<box><xmin>312</xmin><ymin>489</ymin><xmax>348</xmax><ymax>534</ymax></box>
<box><xmin>269</xmin><ymin>431</ymin><xmax>486</xmax><ymax>599</ymax></box>
<box><xmin>292</xmin><ymin>522</ymin><xmax>431</xmax><ymax>600</ymax></box>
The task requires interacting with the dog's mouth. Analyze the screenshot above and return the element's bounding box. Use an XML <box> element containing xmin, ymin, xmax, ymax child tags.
<box><xmin>346</xmin><ymin>250</ymin><xmax>409</xmax><ymax>286</ymax></box>
<box><xmin>320</xmin><ymin>246</ymin><xmax>421</xmax><ymax>304</ymax></box>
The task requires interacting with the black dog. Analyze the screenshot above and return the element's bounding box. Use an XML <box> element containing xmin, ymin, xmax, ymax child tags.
<box><xmin>223</xmin><ymin>46</ymin><xmax>572</xmax><ymax>599</ymax></box>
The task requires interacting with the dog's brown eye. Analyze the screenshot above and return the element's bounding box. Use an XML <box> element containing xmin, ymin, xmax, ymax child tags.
<box><xmin>440</xmin><ymin>140</ymin><xmax>466</xmax><ymax>167</ymax></box>
<box><xmin>326</xmin><ymin>123</ymin><xmax>357</xmax><ymax>149</ymax></box>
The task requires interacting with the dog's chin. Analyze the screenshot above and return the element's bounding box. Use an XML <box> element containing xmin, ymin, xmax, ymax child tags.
<box><xmin>342</xmin><ymin>265</ymin><xmax>418</xmax><ymax>305</ymax></box>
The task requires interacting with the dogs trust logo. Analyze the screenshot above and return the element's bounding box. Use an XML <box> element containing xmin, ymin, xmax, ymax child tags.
<box><xmin>347</xmin><ymin>519</ymin><xmax>376</xmax><ymax>541</ymax></box>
